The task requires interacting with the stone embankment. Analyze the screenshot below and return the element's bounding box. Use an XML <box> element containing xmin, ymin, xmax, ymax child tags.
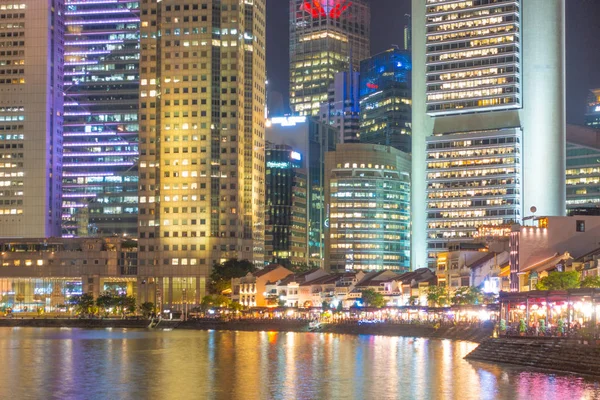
<box><xmin>466</xmin><ymin>337</ymin><xmax>600</xmax><ymax>376</ymax></box>
<box><xmin>0</xmin><ymin>318</ymin><xmax>493</xmax><ymax>342</ymax></box>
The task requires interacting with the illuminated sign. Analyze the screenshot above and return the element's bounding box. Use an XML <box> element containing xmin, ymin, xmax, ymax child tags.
<box><xmin>302</xmin><ymin>1</ymin><xmax>352</xmax><ymax>20</ymax></box>
<box><xmin>291</xmin><ymin>151</ymin><xmax>302</xmax><ymax>161</ymax></box>
<box><xmin>595</xmin><ymin>105</ymin><xmax>600</xmax><ymax>113</ymax></box>
<box><xmin>267</xmin><ymin>161</ymin><xmax>290</xmax><ymax>169</ymax></box>
<box><xmin>366</xmin><ymin>83</ymin><xmax>378</xmax><ymax>90</ymax></box>
<box><xmin>269</xmin><ymin>116</ymin><xmax>307</xmax><ymax>127</ymax></box>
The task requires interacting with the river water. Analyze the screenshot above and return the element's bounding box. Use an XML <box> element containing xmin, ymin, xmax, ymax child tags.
<box><xmin>0</xmin><ymin>328</ymin><xmax>599</xmax><ymax>400</ymax></box>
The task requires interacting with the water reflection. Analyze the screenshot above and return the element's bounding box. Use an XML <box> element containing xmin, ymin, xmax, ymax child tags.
<box><xmin>1</xmin><ymin>328</ymin><xmax>599</xmax><ymax>400</ymax></box>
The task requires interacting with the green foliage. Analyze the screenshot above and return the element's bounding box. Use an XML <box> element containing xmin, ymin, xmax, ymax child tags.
<box><xmin>230</xmin><ymin>301</ymin><xmax>244</xmax><ymax>312</ymax></box>
<box><xmin>96</xmin><ymin>293</ymin><xmax>117</xmax><ymax>313</ymax></box>
<box><xmin>408</xmin><ymin>296</ymin><xmax>419</xmax><ymax>306</ymax></box>
<box><xmin>120</xmin><ymin>296</ymin><xmax>136</xmax><ymax>315</ymax></box>
<box><xmin>426</xmin><ymin>285</ymin><xmax>449</xmax><ymax>307</ymax></box>
<box><xmin>361</xmin><ymin>289</ymin><xmax>386</xmax><ymax>308</ymax></box>
<box><xmin>557</xmin><ymin>318</ymin><xmax>565</xmax><ymax>334</ymax></box>
<box><xmin>451</xmin><ymin>286</ymin><xmax>483</xmax><ymax>306</ymax></box>
<box><xmin>519</xmin><ymin>319</ymin><xmax>527</xmax><ymax>333</ymax></box>
<box><xmin>539</xmin><ymin>319</ymin><xmax>546</xmax><ymax>333</ymax></box>
<box><xmin>278</xmin><ymin>299</ymin><xmax>286</xmax><ymax>308</ymax></box>
<box><xmin>201</xmin><ymin>294</ymin><xmax>231</xmax><ymax>309</ymax></box>
<box><xmin>535</xmin><ymin>271</ymin><xmax>581</xmax><ymax>290</ymax></box>
<box><xmin>139</xmin><ymin>302</ymin><xmax>156</xmax><ymax>318</ymax></box>
<box><xmin>70</xmin><ymin>293</ymin><xmax>95</xmax><ymax>316</ymax></box>
<box><xmin>580</xmin><ymin>275</ymin><xmax>600</xmax><ymax>288</ymax></box>
<box><xmin>499</xmin><ymin>319</ymin><xmax>506</xmax><ymax>332</ymax></box>
<box><xmin>209</xmin><ymin>259</ymin><xmax>256</xmax><ymax>294</ymax></box>
<box><xmin>336</xmin><ymin>301</ymin><xmax>343</xmax><ymax>312</ymax></box>
<box><xmin>321</xmin><ymin>300</ymin><xmax>329</xmax><ymax>311</ymax></box>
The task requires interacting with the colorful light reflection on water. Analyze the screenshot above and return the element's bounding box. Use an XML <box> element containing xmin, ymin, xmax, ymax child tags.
<box><xmin>0</xmin><ymin>328</ymin><xmax>599</xmax><ymax>400</ymax></box>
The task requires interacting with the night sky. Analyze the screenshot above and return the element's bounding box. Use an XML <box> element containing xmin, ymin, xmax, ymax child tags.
<box><xmin>266</xmin><ymin>0</ymin><xmax>600</xmax><ymax>124</ymax></box>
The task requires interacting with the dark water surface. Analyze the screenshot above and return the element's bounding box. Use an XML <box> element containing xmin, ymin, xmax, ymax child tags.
<box><xmin>0</xmin><ymin>328</ymin><xmax>599</xmax><ymax>400</ymax></box>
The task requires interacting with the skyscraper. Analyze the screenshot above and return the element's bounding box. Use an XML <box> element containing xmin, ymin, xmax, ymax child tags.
<box><xmin>412</xmin><ymin>0</ymin><xmax>566</xmax><ymax>268</ymax></box>
<box><xmin>266</xmin><ymin>116</ymin><xmax>337</xmax><ymax>267</ymax></box>
<box><xmin>61</xmin><ymin>1</ymin><xmax>140</xmax><ymax>238</ymax></box>
<box><xmin>325</xmin><ymin>143</ymin><xmax>411</xmax><ymax>272</ymax></box>
<box><xmin>265</xmin><ymin>143</ymin><xmax>308</xmax><ymax>269</ymax></box>
<box><xmin>289</xmin><ymin>0</ymin><xmax>370</xmax><ymax>116</ymax></box>
<box><xmin>585</xmin><ymin>89</ymin><xmax>600</xmax><ymax>129</ymax></box>
<box><xmin>137</xmin><ymin>0</ymin><xmax>266</xmax><ymax>308</ymax></box>
<box><xmin>319</xmin><ymin>71</ymin><xmax>360</xmax><ymax>143</ymax></box>
<box><xmin>359</xmin><ymin>47</ymin><xmax>412</xmax><ymax>153</ymax></box>
<box><xmin>0</xmin><ymin>1</ymin><xmax>64</xmax><ymax>238</ymax></box>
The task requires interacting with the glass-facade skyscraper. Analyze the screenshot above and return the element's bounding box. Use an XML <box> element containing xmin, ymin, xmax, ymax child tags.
<box><xmin>412</xmin><ymin>0</ymin><xmax>566</xmax><ymax>269</ymax></box>
<box><xmin>61</xmin><ymin>1</ymin><xmax>140</xmax><ymax>237</ymax></box>
<box><xmin>325</xmin><ymin>143</ymin><xmax>411</xmax><ymax>272</ymax></box>
<box><xmin>265</xmin><ymin>144</ymin><xmax>308</xmax><ymax>270</ymax></box>
<box><xmin>359</xmin><ymin>47</ymin><xmax>412</xmax><ymax>153</ymax></box>
<box><xmin>289</xmin><ymin>0</ymin><xmax>370</xmax><ymax>116</ymax></box>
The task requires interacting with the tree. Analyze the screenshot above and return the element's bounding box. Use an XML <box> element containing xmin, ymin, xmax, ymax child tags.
<box><xmin>580</xmin><ymin>275</ymin><xmax>600</xmax><ymax>288</ymax></box>
<box><xmin>321</xmin><ymin>300</ymin><xmax>329</xmax><ymax>310</ymax></box>
<box><xmin>536</xmin><ymin>271</ymin><xmax>581</xmax><ymax>290</ymax></box>
<box><xmin>96</xmin><ymin>293</ymin><xmax>116</xmax><ymax>314</ymax></box>
<box><xmin>119</xmin><ymin>296</ymin><xmax>136</xmax><ymax>315</ymax></box>
<box><xmin>426</xmin><ymin>285</ymin><xmax>449</xmax><ymax>307</ymax></box>
<box><xmin>139</xmin><ymin>302</ymin><xmax>156</xmax><ymax>318</ymax></box>
<box><xmin>209</xmin><ymin>259</ymin><xmax>256</xmax><ymax>294</ymax></box>
<box><xmin>451</xmin><ymin>287</ymin><xmax>483</xmax><ymax>305</ymax></box>
<box><xmin>201</xmin><ymin>294</ymin><xmax>231</xmax><ymax>310</ymax></box>
<box><xmin>336</xmin><ymin>301</ymin><xmax>343</xmax><ymax>312</ymax></box>
<box><xmin>70</xmin><ymin>293</ymin><xmax>95</xmax><ymax>316</ymax></box>
<box><xmin>361</xmin><ymin>289</ymin><xmax>386</xmax><ymax>308</ymax></box>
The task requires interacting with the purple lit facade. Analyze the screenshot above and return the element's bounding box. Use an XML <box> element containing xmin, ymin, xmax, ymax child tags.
<box><xmin>62</xmin><ymin>0</ymin><xmax>140</xmax><ymax>237</ymax></box>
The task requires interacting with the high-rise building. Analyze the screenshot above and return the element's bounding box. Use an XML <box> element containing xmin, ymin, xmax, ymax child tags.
<box><xmin>585</xmin><ymin>89</ymin><xmax>600</xmax><ymax>129</ymax></box>
<box><xmin>359</xmin><ymin>47</ymin><xmax>412</xmax><ymax>153</ymax></box>
<box><xmin>61</xmin><ymin>1</ymin><xmax>140</xmax><ymax>238</ymax></box>
<box><xmin>319</xmin><ymin>71</ymin><xmax>360</xmax><ymax>143</ymax></box>
<box><xmin>325</xmin><ymin>143</ymin><xmax>411</xmax><ymax>272</ymax></box>
<box><xmin>266</xmin><ymin>116</ymin><xmax>337</xmax><ymax>267</ymax></box>
<box><xmin>265</xmin><ymin>143</ymin><xmax>308</xmax><ymax>269</ymax></box>
<box><xmin>137</xmin><ymin>0</ymin><xmax>266</xmax><ymax>309</ymax></box>
<box><xmin>412</xmin><ymin>0</ymin><xmax>566</xmax><ymax>268</ymax></box>
<box><xmin>289</xmin><ymin>0</ymin><xmax>370</xmax><ymax>116</ymax></box>
<box><xmin>0</xmin><ymin>1</ymin><xmax>64</xmax><ymax>238</ymax></box>
<box><xmin>566</xmin><ymin>124</ymin><xmax>600</xmax><ymax>211</ymax></box>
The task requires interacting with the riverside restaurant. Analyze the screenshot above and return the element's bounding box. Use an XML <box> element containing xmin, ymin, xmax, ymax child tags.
<box><xmin>499</xmin><ymin>289</ymin><xmax>600</xmax><ymax>331</ymax></box>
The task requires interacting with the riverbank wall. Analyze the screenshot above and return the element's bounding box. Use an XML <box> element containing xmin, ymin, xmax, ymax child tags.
<box><xmin>0</xmin><ymin>318</ymin><xmax>493</xmax><ymax>342</ymax></box>
<box><xmin>466</xmin><ymin>337</ymin><xmax>600</xmax><ymax>376</ymax></box>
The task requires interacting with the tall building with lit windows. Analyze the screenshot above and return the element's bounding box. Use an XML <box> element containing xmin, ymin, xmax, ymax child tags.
<box><xmin>61</xmin><ymin>1</ymin><xmax>140</xmax><ymax>238</ymax></box>
<box><xmin>0</xmin><ymin>1</ymin><xmax>64</xmax><ymax>238</ymax></box>
<box><xmin>566</xmin><ymin>125</ymin><xmax>600</xmax><ymax>212</ymax></box>
<box><xmin>412</xmin><ymin>0</ymin><xmax>566</xmax><ymax>269</ymax></box>
<box><xmin>359</xmin><ymin>47</ymin><xmax>412</xmax><ymax>153</ymax></box>
<box><xmin>289</xmin><ymin>0</ymin><xmax>370</xmax><ymax>116</ymax></box>
<box><xmin>325</xmin><ymin>143</ymin><xmax>411</xmax><ymax>272</ymax></box>
<box><xmin>586</xmin><ymin>89</ymin><xmax>600</xmax><ymax>129</ymax></box>
<box><xmin>137</xmin><ymin>0</ymin><xmax>266</xmax><ymax>309</ymax></box>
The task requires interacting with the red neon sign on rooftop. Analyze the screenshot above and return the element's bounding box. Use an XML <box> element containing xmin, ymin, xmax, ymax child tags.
<box><xmin>302</xmin><ymin>0</ymin><xmax>353</xmax><ymax>19</ymax></box>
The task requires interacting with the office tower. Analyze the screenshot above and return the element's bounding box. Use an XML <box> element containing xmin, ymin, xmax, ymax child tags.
<box><xmin>566</xmin><ymin>125</ymin><xmax>600</xmax><ymax>212</ymax></box>
<box><xmin>137</xmin><ymin>0</ymin><xmax>266</xmax><ymax>308</ymax></box>
<box><xmin>325</xmin><ymin>143</ymin><xmax>411</xmax><ymax>272</ymax></box>
<box><xmin>265</xmin><ymin>143</ymin><xmax>308</xmax><ymax>269</ymax></box>
<box><xmin>62</xmin><ymin>1</ymin><xmax>140</xmax><ymax>238</ymax></box>
<box><xmin>0</xmin><ymin>1</ymin><xmax>64</xmax><ymax>238</ymax></box>
<box><xmin>266</xmin><ymin>116</ymin><xmax>337</xmax><ymax>267</ymax></box>
<box><xmin>412</xmin><ymin>0</ymin><xmax>566</xmax><ymax>268</ymax></box>
<box><xmin>586</xmin><ymin>89</ymin><xmax>600</xmax><ymax>129</ymax></box>
<box><xmin>289</xmin><ymin>0</ymin><xmax>370</xmax><ymax>116</ymax></box>
<box><xmin>359</xmin><ymin>47</ymin><xmax>412</xmax><ymax>153</ymax></box>
<box><xmin>319</xmin><ymin>71</ymin><xmax>360</xmax><ymax>143</ymax></box>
